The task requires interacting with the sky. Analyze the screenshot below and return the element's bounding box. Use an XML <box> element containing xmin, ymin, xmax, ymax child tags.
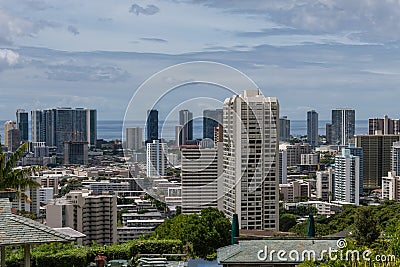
<box><xmin>1</xmin><ymin>0</ymin><xmax>400</xmax><ymax>121</ymax></box>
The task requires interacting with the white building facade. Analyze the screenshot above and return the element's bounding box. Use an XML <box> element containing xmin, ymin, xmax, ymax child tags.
<box><xmin>223</xmin><ymin>89</ymin><xmax>279</xmax><ymax>231</ymax></box>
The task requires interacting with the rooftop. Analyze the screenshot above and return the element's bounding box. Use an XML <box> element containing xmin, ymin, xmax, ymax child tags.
<box><xmin>0</xmin><ymin>198</ymin><xmax>75</xmax><ymax>246</ymax></box>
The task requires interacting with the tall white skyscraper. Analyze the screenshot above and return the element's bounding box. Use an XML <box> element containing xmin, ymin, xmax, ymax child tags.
<box><xmin>391</xmin><ymin>141</ymin><xmax>400</xmax><ymax>175</ymax></box>
<box><xmin>334</xmin><ymin>148</ymin><xmax>360</xmax><ymax>205</ymax></box>
<box><xmin>146</xmin><ymin>140</ymin><xmax>168</xmax><ymax>177</ymax></box>
<box><xmin>223</xmin><ymin>89</ymin><xmax>279</xmax><ymax>231</ymax></box>
<box><xmin>307</xmin><ymin>110</ymin><xmax>318</xmax><ymax>147</ymax></box>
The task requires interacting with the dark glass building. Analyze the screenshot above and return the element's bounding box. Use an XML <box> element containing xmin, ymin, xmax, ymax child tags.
<box><xmin>31</xmin><ymin>108</ymin><xmax>97</xmax><ymax>153</ymax></box>
<box><xmin>307</xmin><ymin>110</ymin><xmax>318</xmax><ymax>147</ymax></box>
<box><xmin>203</xmin><ymin>109</ymin><xmax>223</xmax><ymax>140</ymax></box>
<box><xmin>16</xmin><ymin>109</ymin><xmax>29</xmax><ymax>142</ymax></box>
<box><xmin>146</xmin><ymin>109</ymin><xmax>159</xmax><ymax>143</ymax></box>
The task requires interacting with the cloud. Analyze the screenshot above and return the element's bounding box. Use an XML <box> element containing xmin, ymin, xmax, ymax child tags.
<box><xmin>129</xmin><ymin>4</ymin><xmax>160</xmax><ymax>15</ymax></box>
<box><xmin>0</xmin><ymin>9</ymin><xmax>59</xmax><ymax>44</ymax></box>
<box><xmin>24</xmin><ymin>1</ymin><xmax>53</xmax><ymax>11</ymax></box>
<box><xmin>0</xmin><ymin>49</ymin><xmax>20</xmax><ymax>70</ymax></box>
<box><xmin>178</xmin><ymin>0</ymin><xmax>400</xmax><ymax>42</ymax></box>
<box><xmin>45</xmin><ymin>64</ymin><xmax>130</xmax><ymax>82</ymax></box>
<box><xmin>140</xmin><ymin>37</ymin><xmax>167</xmax><ymax>43</ymax></box>
<box><xmin>67</xmin><ymin>25</ymin><xmax>80</xmax><ymax>36</ymax></box>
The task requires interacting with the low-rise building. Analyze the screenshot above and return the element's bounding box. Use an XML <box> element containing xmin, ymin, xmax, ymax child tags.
<box><xmin>382</xmin><ymin>171</ymin><xmax>400</xmax><ymax>201</ymax></box>
<box><xmin>279</xmin><ymin>180</ymin><xmax>311</xmax><ymax>203</ymax></box>
<box><xmin>284</xmin><ymin>201</ymin><xmax>342</xmax><ymax>216</ymax></box>
<box><xmin>118</xmin><ymin>211</ymin><xmax>165</xmax><ymax>243</ymax></box>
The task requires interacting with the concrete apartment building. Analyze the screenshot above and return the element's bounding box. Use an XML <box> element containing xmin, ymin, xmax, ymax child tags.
<box><xmin>280</xmin><ymin>143</ymin><xmax>311</xmax><ymax>167</ymax></box>
<box><xmin>316</xmin><ymin>168</ymin><xmax>334</xmax><ymax>202</ymax></box>
<box><xmin>82</xmin><ymin>180</ymin><xmax>131</xmax><ymax>194</ymax></box>
<box><xmin>118</xmin><ymin>211</ymin><xmax>164</xmax><ymax>243</ymax></box>
<box><xmin>46</xmin><ymin>189</ymin><xmax>117</xmax><ymax>245</ymax></box>
<box><xmin>369</xmin><ymin>115</ymin><xmax>400</xmax><ymax>135</ymax></box>
<box><xmin>181</xmin><ymin>143</ymin><xmax>223</xmax><ymax>214</ymax></box>
<box><xmin>334</xmin><ymin>149</ymin><xmax>360</xmax><ymax>205</ymax></box>
<box><xmin>382</xmin><ymin>171</ymin><xmax>400</xmax><ymax>201</ymax></box>
<box><xmin>146</xmin><ymin>139</ymin><xmax>168</xmax><ymax>177</ymax></box>
<box><xmin>223</xmin><ymin>89</ymin><xmax>279</xmax><ymax>231</ymax></box>
<box><xmin>279</xmin><ymin>180</ymin><xmax>311</xmax><ymax>203</ymax></box>
<box><xmin>392</xmin><ymin>142</ymin><xmax>400</xmax><ymax>175</ymax></box>
<box><xmin>126</xmin><ymin>127</ymin><xmax>143</xmax><ymax>151</ymax></box>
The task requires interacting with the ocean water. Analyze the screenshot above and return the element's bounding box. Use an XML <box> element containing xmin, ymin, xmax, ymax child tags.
<box><xmin>0</xmin><ymin>119</ymin><xmax>369</xmax><ymax>142</ymax></box>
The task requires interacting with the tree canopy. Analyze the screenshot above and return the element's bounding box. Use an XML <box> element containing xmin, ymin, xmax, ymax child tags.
<box><xmin>151</xmin><ymin>207</ymin><xmax>231</xmax><ymax>258</ymax></box>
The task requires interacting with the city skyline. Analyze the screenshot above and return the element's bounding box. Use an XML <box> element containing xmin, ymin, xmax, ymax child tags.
<box><xmin>1</xmin><ymin>1</ymin><xmax>400</xmax><ymax>121</ymax></box>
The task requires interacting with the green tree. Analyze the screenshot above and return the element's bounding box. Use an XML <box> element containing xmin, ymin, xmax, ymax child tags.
<box><xmin>279</xmin><ymin>213</ymin><xmax>296</xmax><ymax>232</ymax></box>
<box><xmin>0</xmin><ymin>142</ymin><xmax>41</xmax><ymax>202</ymax></box>
<box><xmin>152</xmin><ymin>207</ymin><xmax>231</xmax><ymax>258</ymax></box>
<box><xmin>353</xmin><ymin>206</ymin><xmax>380</xmax><ymax>245</ymax></box>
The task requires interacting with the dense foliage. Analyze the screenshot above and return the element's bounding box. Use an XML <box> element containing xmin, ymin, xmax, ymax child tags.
<box><xmin>151</xmin><ymin>207</ymin><xmax>231</xmax><ymax>259</ymax></box>
<box><xmin>279</xmin><ymin>213</ymin><xmax>297</xmax><ymax>232</ymax></box>
<box><xmin>5</xmin><ymin>240</ymin><xmax>184</xmax><ymax>267</ymax></box>
<box><xmin>294</xmin><ymin>202</ymin><xmax>400</xmax><ymax>266</ymax></box>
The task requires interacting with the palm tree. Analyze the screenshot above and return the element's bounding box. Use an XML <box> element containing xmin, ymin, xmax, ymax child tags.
<box><xmin>0</xmin><ymin>141</ymin><xmax>41</xmax><ymax>202</ymax></box>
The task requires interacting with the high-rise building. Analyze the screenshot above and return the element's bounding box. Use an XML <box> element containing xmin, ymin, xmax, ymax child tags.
<box><xmin>203</xmin><ymin>109</ymin><xmax>223</xmax><ymax>140</ymax></box>
<box><xmin>87</xmin><ymin>109</ymin><xmax>97</xmax><ymax>148</ymax></box>
<box><xmin>316</xmin><ymin>168</ymin><xmax>334</xmax><ymax>202</ymax></box>
<box><xmin>325</xmin><ymin>123</ymin><xmax>333</xmax><ymax>144</ymax></box>
<box><xmin>7</xmin><ymin>129</ymin><xmax>21</xmax><ymax>152</ymax></box>
<box><xmin>334</xmin><ymin>148</ymin><xmax>360</xmax><ymax>205</ymax></box>
<box><xmin>16</xmin><ymin>109</ymin><xmax>28</xmax><ymax>142</ymax></box>
<box><xmin>175</xmin><ymin>125</ymin><xmax>183</xmax><ymax>146</ymax></box>
<box><xmin>64</xmin><ymin>141</ymin><xmax>89</xmax><ymax>165</ymax></box>
<box><xmin>31</xmin><ymin>108</ymin><xmax>97</xmax><ymax>152</ymax></box>
<box><xmin>146</xmin><ymin>109</ymin><xmax>158</xmax><ymax>143</ymax></box>
<box><xmin>369</xmin><ymin>115</ymin><xmax>400</xmax><ymax>135</ymax></box>
<box><xmin>4</xmin><ymin>120</ymin><xmax>16</xmax><ymax>146</ymax></box>
<box><xmin>31</xmin><ymin>110</ymin><xmax>44</xmax><ymax>143</ymax></box>
<box><xmin>4</xmin><ymin>121</ymin><xmax>20</xmax><ymax>151</ymax></box>
<box><xmin>126</xmin><ymin>127</ymin><xmax>143</xmax><ymax>151</ymax></box>
<box><xmin>223</xmin><ymin>89</ymin><xmax>279</xmax><ymax>231</ymax></box>
<box><xmin>307</xmin><ymin>110</ymin><xmax>318</xmax><ymax>147</ymax></box>
<box><xmin>279</xmin><ymin>116</ymin><xmax>290</xmax><ymax>142</ymax></box>
<box><xmin>331</xmin><ymin>108</ymin><xmax>355</xmax><ymax>146</ymax></box>
<box><xmin>146</xmin><ymin>139</ymin><xmax>168</xmax><ymax>177</ymax></box>
<box><xmin>347</xmin><ymin>144</ymin><xmax>364</xmax><ymax>194</ymax></box>
<box><xmin>179</xmin><ymin>109</ymin><xmax>193</xmax><ymax>145</ymax></box>
<box><xmin>356</xmin><ymin>134</ymin><xmax>400</xmax><ymax>189</ymax></box>
<box><xmin>46</xmin><ymin>189</ymin><xmax>118</xmax><ymax>245</ymax></box>
<box><xmin>392</xmin><ymin>142</ymin><xmax>400</xmax><ymax>175</ymax></box>
<box><xmin>181</xmin><ymin>143</ymin><xmax>223</xmax><ymax>214</ymax></box>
